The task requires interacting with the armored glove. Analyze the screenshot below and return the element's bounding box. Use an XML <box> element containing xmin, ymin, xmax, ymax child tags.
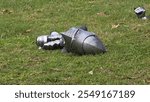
<box><xmin>36</xmin><ymin>32</ymin><xmax>64</xmax><ymax>50</ymax></box>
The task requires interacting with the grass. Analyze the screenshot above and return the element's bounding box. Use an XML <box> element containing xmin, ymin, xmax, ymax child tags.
<box><xmin>0</xmin><ymin>0</ymin><xmax>150</xmax><ymax>85</ymax></box>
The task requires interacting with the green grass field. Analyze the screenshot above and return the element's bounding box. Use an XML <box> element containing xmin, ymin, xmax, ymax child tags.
<box><xmin>0</xmin><ymin>0</ymin><xmax>150</xmax><ymax>84</ymax></box>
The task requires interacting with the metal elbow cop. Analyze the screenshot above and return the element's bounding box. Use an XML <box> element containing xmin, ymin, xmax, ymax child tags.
<box><xmin>61</xmin><ymin>27</ymin><xmax>106</xmax><ymax>55</ymax></box>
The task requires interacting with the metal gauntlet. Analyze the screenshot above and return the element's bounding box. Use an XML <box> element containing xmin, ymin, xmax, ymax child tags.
<box><xmin>36</xmin><ymin>32</ymin><xmax>64</xmax><ymax>50</ymax></box>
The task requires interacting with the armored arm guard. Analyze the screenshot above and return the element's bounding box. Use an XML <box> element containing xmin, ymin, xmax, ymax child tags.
<box><xmin>36</xmin><ymin>26</ymin><xmax>106</xmax><ymax>55</ymax></box>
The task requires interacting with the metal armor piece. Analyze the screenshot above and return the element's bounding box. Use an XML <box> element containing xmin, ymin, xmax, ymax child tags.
<box><xmin>36</xmin><ymin>32</ymin><xmax>64</xmax><ymax>50</ymax></box>
<box><xmin>134</xmin><ymin>7</ymin><xmax>150</xmax><ymax>20</ymax></box>
<box><xmin>134</xmin><ymin>7</ymin><xmax>146</xmax><ymax>19</ymax></box>
<box><xmin>61</xmin><ymin>27</ymin><xmax>106</xmax><ymax>55</ymax></box>
<box><xmin>36</xmin><ymin>35</ymin><xmax>48</xmax><ymax>48</ymax></box>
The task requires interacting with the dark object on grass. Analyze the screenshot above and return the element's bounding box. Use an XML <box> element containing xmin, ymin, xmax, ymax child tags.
<box><xmin>61</xmin><ymin>27</ymin><xmax>106</xmax><ymax>55</ymax></box>
<box><xmin>134</xmin><ymin>7</ymin><xmax>149</xmax><ymax>20</ymax></box>
<box><xmin>78</xmin><ymin>25</ymin><xmax>88</xmax><ymax>31</ymax></box>
<box><xmin>36</xmin><ymin>32</ymin><xmax>64</xmax><ymax>50</ymax></box>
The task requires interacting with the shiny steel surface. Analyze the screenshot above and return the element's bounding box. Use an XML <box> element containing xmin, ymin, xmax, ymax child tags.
<box><xmin>61</xmin><ymin>27</ymin><xmax>106</xmax><ymax>55</ymax></box>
